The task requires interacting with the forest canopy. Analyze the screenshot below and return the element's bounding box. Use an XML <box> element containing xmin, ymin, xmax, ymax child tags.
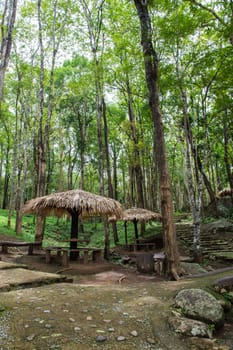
<box><xmin>0</xmin><ymin>0</ymin><xmax>232</xmax><ymax>220</ymax></box>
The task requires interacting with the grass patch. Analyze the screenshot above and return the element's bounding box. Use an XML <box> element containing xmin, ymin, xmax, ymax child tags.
<box><xmin>0</xmin><ymin>209</ymin><xmax>163</xmax><ymax>248</ymax></box>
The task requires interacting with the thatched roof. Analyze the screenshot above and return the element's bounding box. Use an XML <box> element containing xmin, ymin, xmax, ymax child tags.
<box><xmin>218</xmin><ymin>188</ymin><xmax>233</xmax><ymax>198</ymax></box>
<box><xmin>109</xmin><ymin>207</ymin><xmax>162</xmax><ymax>223</ymax></box>
<box><xmin>22</xmin><ymin>189</ymin><xmax>122</xmax><ymax>218</ymax></box>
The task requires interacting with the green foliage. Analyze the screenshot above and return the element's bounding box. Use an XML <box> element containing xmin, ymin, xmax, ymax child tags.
<box><xmin>0</xmin><ymin>209</ymin><xmax>163</xmax><ymax>250</ymax></box>
<box><xmin>0</xmin><ymin>0</ymin><xmax>233</xmax><ymax>220</ymax></box>
<box><xmin>208</xmin><ymin>323</ymin><xmax>216</xmax><ymax>332</ymax></box>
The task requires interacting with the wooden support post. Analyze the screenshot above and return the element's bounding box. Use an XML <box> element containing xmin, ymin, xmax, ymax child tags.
<box><xmin>61</xmin><ymin>250</ymin><xmax>69</xmax><ymax>267</ymax></box>
<box><xmin>28</xmin><ymin>244</ymin><xmax>34</xmax><ymax>255</ymax></box>
<box><xmin>83</xmin><ymin>250</ymin><xmax>89</xmax><ymax>264</ymax></box>
<box><xmin>45</xmin><ymin>249</ymin><xmax>52</xmax><ymax>264</ymax></box>
<box><xmin>1</xmin><ymin>245</ymin><xmax>8</xmax><ymax>254</ymax></box>
<box><xmin>92</xmin><ymin>250</ymin><xmax>102</xmax><ymax>262</ymax></box>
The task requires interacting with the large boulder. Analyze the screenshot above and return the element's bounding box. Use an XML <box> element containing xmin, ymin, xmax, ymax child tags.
<box><xmin>168</xmin><ymin>311</ymin><xmax>213</xmax><ymax>338</ymax></box>
<box><xmin>180</xmin><ymin>262</ymin><xmax>207</xmax><ymax>275</ymax></box>
<box><xmin>174</xmin><ymin>288</ymin><xmax>224</xmax><ymax>328</ymax></box>
<box><xmin>213</xmin><ymin>275</ymin><xmax>233</xmax><ymax>292</ymax></box>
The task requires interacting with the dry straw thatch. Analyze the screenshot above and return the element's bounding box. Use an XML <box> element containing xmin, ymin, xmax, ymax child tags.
<box><xmin>109</xmin><ymin>207</ymin><xmax>162</xmax><ymax>223</ymax></box>
<box><xmin>23</xmin><ymin>189</ymin><xmax>122</xmax><ymax>261</ymax></box>
<box><xmin>218</xmin><ymin>188</ymin><xmax>233</xmax><ymax>198</ymax></box>
<box><xmin>122</xmin><ymin>208</ymin><xmax>162</xmax><ymax>222</ymax></box>
<box><xmin>22</xmin><ymin>189</ymin><xmax>123</xmax><ymax>219</ymax></box>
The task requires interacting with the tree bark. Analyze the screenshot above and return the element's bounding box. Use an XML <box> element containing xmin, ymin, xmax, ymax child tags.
<box><xmin>112</xmin><ymin>143</ymin><xmax>118</xmax><ymax>200</ymax></box>
<box><xmin>0</xmin><ymin>0</ymin><xmax>18</xmax><ymax>102</ymax></box>
<box><xmin>35</xmin><ymin>0</ymin><xmax>68</xmax><ymax>243</ymax></box>
<box><xmin>7</xmin><ymin>73</ymin><xmax>20</xmax><ymax>228</ymax></box>
<box><xmin>176</xmin><ymin>67</ymin><xmax>203</xmax><ymax>261</ymax></box>
<box><xmin>2</xmin><ymin>124</ymin><xmax>10</xmax><ymax>209</ymax></box>
<box><xmin>126</xmin><ymin>76</ymin><xmax>144</xmax><ymax>209</ymax></box>
<box><xmin>35</xmin><ymin>0</ymin><xmax>46</xmax><ymax>244</ymax></box>
<box><xmin>102</xmin><ymin>97</ymin><xmax>119</xmax><ymax>243</ymax></box>
<box><xmin>223</xmin><ymin>110</ymin><xmax>233</xmax><ymax>190</ymax></box>
<box><xmin>134</xmin><ymin>0</ymin><xmax>180</xmax><ymax>279</ymax></box>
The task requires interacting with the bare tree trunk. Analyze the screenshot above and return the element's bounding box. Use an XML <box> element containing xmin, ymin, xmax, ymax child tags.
<box><xmin>223</xmin><ymin>110</ymin><xmax>233</xmax><ymax>189</ymax></box>
<box><xmin>35</xmin><ymin>0</ymin><xmax>46</xmax><ymax>244</ymax></box>
<box><xmin>128</xmin><ymin>164</ymin><xmax>135</xmax><ymax>206</ymax></box>
<box><xmin>7</xmin><ymin>77</ymin><xmax>20</xmax><ymax>228</ymax></box>
<box><xmin>112</xmin><ymin>144</ymin><xmax>118</xmax><ymax>200</ymax></box>
<box><xmin>134</xmin><ymin>0</ymin><xmax>180</xmax><ymax>280</ymax></box>
<box><xmin>35</xmin><ymin>0</ymin><xmax>69</xmax><ymax>244</ymax></box>
<box><xmin>67</xmin><ymin>137</ymin><xmax>77</xmax><ymax>190</ymax></box>
<box><xmin>81</xmin><ymin>0</ymin><xmax>111</xmax><ymax>258</ymax></box>
<box><xmin>126</xmin><ymin>77</ymin><xmax>144</xmax><ymax>209</ymax></box>
<box><xmin>196</xmin><ymin>153</ymin><xmax>216</xmax><ymax>204</ymax></box>
<box><xmin>103</xmin><ymin>218</ymin><xmax>110</xmax><ymax>260</ymax></box>
<box><xmin>2</xmin><ymin>124</ymin><xmax>10</xmax><ymax>209</ymax></box>
<box><xmin>81</xmin><ymin>0</ymin><xmax>106</xmax><ymax>194</ymax></box>
<box><xmin>15</xmin><ymin>141</ymin><xmax>28</xmax><ymax>234</ymax></box>
<box><xmin>102</xmin><ymin>98</ymin><xmax>119</xmax><ymax>243</ymax></box>
<box><xmin>80</xmin><ymin>138</ymin><xmax>85</xmax><ymax>190</ymax></box>
<box><xmin>121</xmin><ymin>160</ymin><xmax>126</xmax><ymax>204</ymax></box>
<box><xmin>176</xmin><ymin>61</ymin><xmax>203</xmax><ymax>261</ymax></box>
<box><xmin>0</xmin><ymin>0</ymin><xmax>17</xmax><ymax>102</ymax></box>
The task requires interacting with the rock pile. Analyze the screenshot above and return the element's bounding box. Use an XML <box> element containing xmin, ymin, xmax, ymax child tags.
<box><xmin>169</xmin><ymin>288</ymin><xmax>225</xmax><ymax>338</ymax></box>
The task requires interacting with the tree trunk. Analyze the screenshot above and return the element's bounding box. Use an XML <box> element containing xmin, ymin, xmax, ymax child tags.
<box><xmin>102</xmin><ymin>98</ymin><xmax>119</xmax><ymax>243</ymax></box>
<box><xmin>126</xmin><ymin>77</ymin><xmax>144</xmax><ymax>209</ymax></box>
<box><xmin>2</xmin><ymin>129</ymin><xmax>10</xmax><ymax>209</ymax></box>
<box><xmin>133</xmin><ymin>220</ymin><xmax>139</xmax><ymax>245</ymax></box>
<box><xmin>0</xmin><ymin>0</ymin><xmax>18</xmax><ymax>102</ymax></box>
<box><xmin>121</xmin><ymin>160</ymin><xmax>126</xmax><ymax>204</ymax></box>
<box><xmin>196</xmin><ymin>153</ymin><xmax>216</xmax><ymax>204</ymax></box>
<box><xmin>35</xmin><ymin>0</ymin><xmax>46</xmax><ymax>244</ymax></box>
<box><xmin>178</xmin><ymin>82</ymin><xmax>203</xmax><ymax>262</ymax></box>
<box><xmin>134</xmin><ymin>0</ymin><xmax>180</xmax><ymax>280</ymax></box>
<box><xmin>103</xmin><ymin>218</ymin><xmax>110</xmax><ymax>260</ymax></box>
<box><xmin>112</xmin><ymin>144</ymin><xmax>118</xmax><ymax>200</ymax></box>
<box><xmin>8</xmin><ymin>79</ymin><xmax>20</xmax><ymax>228</ymax></box>
<box><xmin>223</xmin><ymin>110</ymin><xmax>233</xmax><ymax>189</ymax></box>
<box><xmin>69</xmin><ymin>210</ymin><xmax>79</xmax><ymax>261</ymax></box>
<box><xmin>128</xmin><ymin>164</ymin><xmax>135</xmax><ymax>206</ymax></box>
<box><xmin>35</xmin><ymin>0</ymin><xmax>68</xmax><ymax>243</ymax></box>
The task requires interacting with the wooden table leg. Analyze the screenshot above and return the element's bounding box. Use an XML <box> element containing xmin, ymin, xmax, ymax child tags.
<box><xmin>83</xmin><ymin>250</ymin><xmax>89</xmax><ymax>264</ymax></box>
<box><xmin>92</xmin><ymin>250</ymin><xmax>102</xmax><ymax>262</ymax></box>
<box><xmin>61</xmin><ymin>250</ymin><xmax>69</xmax><ymax>267</ymax></box>
<box><xmin>28</xmin><ymin>244</ymin><xmax>33</xmax><ymax>255</ymax></box>
<box><xmin>2</xmin><ymin>245</ymin><xmax>8</xmax><ymax>254</ymax></box>
<box><xmin>45</xmin><ymin>249</ymin><xmax>52</xmax><ymax>264</ymax></box>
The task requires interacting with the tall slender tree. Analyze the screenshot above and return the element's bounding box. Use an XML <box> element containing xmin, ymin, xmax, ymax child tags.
<box><xmin>0</xmin><ymin>0</ymin><xmax>18</xmax><ymax>102</ymax></box>
<box><xmin>35</xmin><ymin>0</ymin><xmax>70</xmax><ymax>244</ymax></box>
<box><xmin>133</xmin><ymin>0</ymin><xmax>181</xmax><ymax>279</ymax></box>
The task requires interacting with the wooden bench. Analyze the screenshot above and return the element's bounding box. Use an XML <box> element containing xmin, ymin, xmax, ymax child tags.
<box><xmin>0</xmin><ymin>241</ymin><xmax>41</xmax><ymax>255</ymax></box>
<box><xmin>44</xmin><ymin>247</ymin><xmax>102</xmax><ymax>267</ymax></box>
<box><xmin>61</xmin><ymin>238</ymin><xmax>90</xmax><ymax>245</ymax></box>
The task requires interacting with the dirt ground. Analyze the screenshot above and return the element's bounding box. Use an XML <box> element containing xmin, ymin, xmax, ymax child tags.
<box><xmin>1</xmin><ymin>235</ymin><xmax>233</xmax><ymax>350</ymax></box>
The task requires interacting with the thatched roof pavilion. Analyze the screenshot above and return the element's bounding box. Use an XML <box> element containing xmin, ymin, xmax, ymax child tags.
<box><xmin>109</xmin><ymin>207</ymin><xmax>162</xmax><ymax>247</ymax></box>
<box><xmin>23</xmin><ymin>189</ymin><xmax>122</xmax><ymax>260</ymax></box>
<box><xmin>23</xmin><ymin>189</ymin><xmax>122</xmax><ymax>218</ymax></box>
<box><xmin>121</xmin><ymin>208</ymin><xmax>162</xmax><ymax>222</ymax></box>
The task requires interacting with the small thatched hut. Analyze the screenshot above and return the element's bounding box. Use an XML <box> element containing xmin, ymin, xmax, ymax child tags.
<box><xmin>23</xmin><ymin>189</ymin><xmax>122</xmax><ymax>259</ymax></box>
<box><xmin>109</xmin><ymin>207</ymin><xmax>162</xmax><ymax>247</ymax></box>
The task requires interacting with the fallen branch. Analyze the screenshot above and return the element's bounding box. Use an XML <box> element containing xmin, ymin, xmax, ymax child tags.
<box><xmin>118</xmin><ymin>275</ymin><xmax>126</xmax><ymax>284</ymax></box>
